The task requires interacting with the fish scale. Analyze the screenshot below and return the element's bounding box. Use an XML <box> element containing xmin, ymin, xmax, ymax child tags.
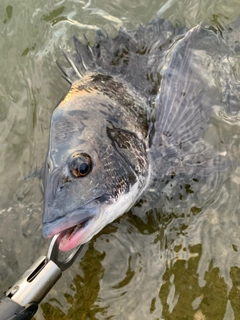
<box><xmin>42</xmin><ymin>17</ymin><xmax>238</xmax><ymax>251</ymax></box>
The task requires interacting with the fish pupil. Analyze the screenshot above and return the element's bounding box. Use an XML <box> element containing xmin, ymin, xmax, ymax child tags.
<box><xmin>69</xmin><ymin>153</ymin><xmax>92</xmax><ymax>177</ymax></box>
<box><xmin>79</xmin><ymin>163</ymin><xmax>89</xmax><ymax>175</ymax></box>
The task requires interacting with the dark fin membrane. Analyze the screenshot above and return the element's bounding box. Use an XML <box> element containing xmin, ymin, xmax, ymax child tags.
<box><xmin>58</xmin><ymin>18</ymin><xmax>188</xmax><ymax>97</ymax></box>
<box><xmin>149</xmin><ymin>24</ymin><xmax>233</xmax><ymax>177</ymax></box>
<box><xmin>222</xmin><ymin>15</ymin><xmax>240</xmax><ymax>53</ymax></box>
<box><xmin>166</xmin><ymin>143</ymin><xmax>233</xmax><ymax>177</ymax></box>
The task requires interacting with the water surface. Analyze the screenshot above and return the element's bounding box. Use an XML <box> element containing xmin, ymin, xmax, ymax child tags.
<box><xmin>1</xmin><ymin>0</ymin><xmax>240</xmax><ymax>319</ymax></box>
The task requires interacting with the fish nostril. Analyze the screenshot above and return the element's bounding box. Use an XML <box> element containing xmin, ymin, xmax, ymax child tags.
<box><xmin>56</xmin><ymin>176</ymin><xmax>72</xmax><ymax>194</ymax></box>
<box><xmin>56</xmin><ymin>185</ymin><xmax>64</xmax><ymax>193</ymax></box>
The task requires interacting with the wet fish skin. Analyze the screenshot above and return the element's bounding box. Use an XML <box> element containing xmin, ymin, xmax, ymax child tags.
<box><xmin>42</xmin><ymin>18</ymin><xmax>237</xmax><ymax>250</ymax></box>
<box><xmin>43</xmin><ymin>72</ymin><xmax>150</xmax><ymax>250</ymax></box>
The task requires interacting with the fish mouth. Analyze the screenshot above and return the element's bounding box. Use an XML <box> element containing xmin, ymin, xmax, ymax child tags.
<box><xmin>58</xmin><ymin>217</ymin><xmax>93</xmax><ymax>251</ymax></box>
<box><xmin>43</xmin><ymin>204</ymin><xmax>100</xmax><ymax>251</ymax></box>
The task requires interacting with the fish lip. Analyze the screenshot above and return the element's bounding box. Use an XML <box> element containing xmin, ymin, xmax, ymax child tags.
<box><xmin>59</xmin><ymin>218</ymin><xmax>91</xmax><ymax>238</ymax></box>
<box><xmin>42</xmin><ymin>206</ymin><xmax>99</xmax><ymax>239</ymax></box>
<box><xmin>58</xmin><ymin>217</ymin><xmax>93</xmax><ymax>243</ymax></box>
<box><xmin>58</xmin><ymin>216</ymin><xmax>97</xmax><ymax>251</ymax></box>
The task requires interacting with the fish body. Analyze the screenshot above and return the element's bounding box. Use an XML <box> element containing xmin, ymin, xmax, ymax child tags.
<box><xmin>43</xmin><ymin>18</ymin><xmax>237</xmax><ymax>251</ymax></box>
<box><xmin>43</xmin><ymin>72</ymin><xmax>150</xmax><ymax>250</ymax></box>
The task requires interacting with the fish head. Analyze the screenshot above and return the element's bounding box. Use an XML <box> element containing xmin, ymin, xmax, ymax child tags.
<box><xmin>43</xmin><ymin>76</ymin><xmax>148</xmax><ymax>251</ymax></box>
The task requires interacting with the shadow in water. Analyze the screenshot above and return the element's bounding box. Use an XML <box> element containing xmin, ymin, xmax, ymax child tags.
<box><xmin>41</xmin><ymin>242</ymin><xmax>107</xmax><ymax>320</ymax></box>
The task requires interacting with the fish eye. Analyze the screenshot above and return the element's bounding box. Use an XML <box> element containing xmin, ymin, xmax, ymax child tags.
<box><xmin>69</xmin><ymin>153</ymin><xmax>92</xmax><ymax>178</ymax></box>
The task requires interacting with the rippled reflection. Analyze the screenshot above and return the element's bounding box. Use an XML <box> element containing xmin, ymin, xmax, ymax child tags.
<box><xmin>1</xmin><ymin>0</ymin><xmax>240</xmax><ymax>319</ymax></box>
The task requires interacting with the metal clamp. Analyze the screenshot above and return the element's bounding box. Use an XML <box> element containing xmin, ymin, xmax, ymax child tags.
<box><xmin>47</xmin><ymin>233</ymin><xmax>83</xmax><ymax>271</ymax></box>
<box><xmin>4</xmin><ymin>234</ymin><xmax>82</xmax><ymax>307</ymax></box>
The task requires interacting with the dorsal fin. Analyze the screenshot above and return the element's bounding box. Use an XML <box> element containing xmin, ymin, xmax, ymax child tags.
<box><xmin>57</xmin><ymin>19</ymin><xmax>188</xmax><ymax>96</ymax></box>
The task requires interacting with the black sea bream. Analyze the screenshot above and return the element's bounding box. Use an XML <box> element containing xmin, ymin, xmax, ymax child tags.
<box><xmin>42</xmin><ymin>18</ymin><xmax>237</xmax><ymax>251</ymax></box>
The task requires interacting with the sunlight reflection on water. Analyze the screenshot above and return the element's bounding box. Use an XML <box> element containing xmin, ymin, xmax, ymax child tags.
<box><xmin>1</xmin><ymin>0</ymin><xmax>240</xmax><ymax>319</ymax></box>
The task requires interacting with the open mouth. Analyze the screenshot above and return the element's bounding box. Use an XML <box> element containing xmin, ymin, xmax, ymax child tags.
<box><xmin>58</xmin><ymin>218</ymin><xmax>92</xmax><ymax>251</ymax></box>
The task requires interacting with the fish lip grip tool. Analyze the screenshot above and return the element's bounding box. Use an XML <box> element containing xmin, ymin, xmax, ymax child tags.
<box><xmin>0</xmin><ymin>234</ymin><xmax>82</xmax><ymax>320</ymax></box>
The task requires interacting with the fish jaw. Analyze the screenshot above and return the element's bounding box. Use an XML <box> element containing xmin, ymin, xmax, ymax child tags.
<box><xmin>43</xmin><ymin>178</ymin><xmax>145</xmax><ymax>251</ymax></box>
<box><xmin>42</xmin><ymin>204</ymin><xmax>100</xmax><ymax>251</ymax></box>
<box><xmin>57</xmin><ymin>215</ymin><xmax>101</xmax><ymax>251</ymax></box>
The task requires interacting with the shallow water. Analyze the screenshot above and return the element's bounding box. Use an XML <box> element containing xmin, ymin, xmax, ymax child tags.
<box><xmin>1</xmin><ymin>0</ymin><xmax>240</xmax><ymax>319</ymax></box>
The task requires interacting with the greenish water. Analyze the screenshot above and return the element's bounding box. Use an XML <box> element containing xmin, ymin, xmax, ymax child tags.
<box><xmin>1</xmin><ymin>0</ymin><xmax>240</xmax><ymax>319</ymax></box>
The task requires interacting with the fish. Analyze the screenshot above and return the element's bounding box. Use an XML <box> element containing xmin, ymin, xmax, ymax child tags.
<box><xmin>42</xmin><ymin>18</ymin><xmax>238</xmax><ymax>251</ymax></box>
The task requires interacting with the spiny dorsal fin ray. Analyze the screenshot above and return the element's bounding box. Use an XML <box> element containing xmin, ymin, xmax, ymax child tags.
<box><xmin>73</xmin><ymin>36</ymin><xmax>95</xmax><ymax>71</ymax></box>
<box><xmin>62</xmin><ymin>50</ymin><xmax>83</xmax><ymax>80</ymax></box>
<box><xmin>58</xmin><ymin>18</ymin><xmax>188</xmax><ymax>97</ymax></box>
<box><xmin>56</xmin><ymin>60</ymin><xmax>72</xmax><ymax>84</ymax></box>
